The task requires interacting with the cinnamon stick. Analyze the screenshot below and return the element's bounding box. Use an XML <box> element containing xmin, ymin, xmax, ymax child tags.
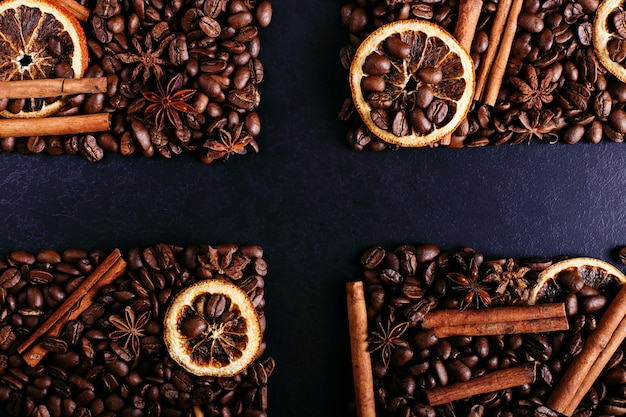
<box><xmin>18</xmin><ymin>249</ymin><xmax>126</xmax><ymax>367</ymax></box>
<box><xmin>482</xmin><ymin>0</ymin><xmax>523</xmax><ymax>106</ymax></box>
<box><xmin>431</xmin><ymin>317</ymin><xmax>569</xmax><ymax>338</ymax></box>
<box><xmin>425</xmin><ymin>361</ymin><xmax>537</xmax><ymax>406</ymax></box>
<box><xmin>0</xmin><ymin>78</ymin><xmax>108</xmax><ymax>99</ymax></box>
<box><xmin>547</xmin><ymin>284</ymin><xmax>626</xmax><ymax>416</ymax></box>
<box><xmin>54</xmin><ymin>0</ymin><xmax>90</xmax><ymax>22</ymax></box>
<box><xmin>474</xmin><ymin>0</ymin><xmax>513</xmax><ymax>101</ymax></box>
<box><xmin>0</xmin><ymin>113</ymin><xmax>110</xmax><ymax>138</ymax></box>
<box><xmin>439</xmin><ymin>0</ymin><xmax>483</xmax><ymax>146</ymax></box>
<box><xmin>562</xmin><ymin>314</ymin><xmax>626</xmax><ymax>416</ymax></box>
<box><xmin>346</xmin><ymin>281</ymin><xmax>376</xmax><ymax>417</ymax></box>
<box><xmin>422</xmin><ymin>303</ymin><xmax>567</xmax><ymax>330</ymax></box>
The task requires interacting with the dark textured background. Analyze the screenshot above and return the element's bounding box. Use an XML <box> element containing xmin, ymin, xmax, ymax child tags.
<box><xmin>2</xmin><ymin>0</ymin><xmax>626</xmax><ymax>416</ymax></box>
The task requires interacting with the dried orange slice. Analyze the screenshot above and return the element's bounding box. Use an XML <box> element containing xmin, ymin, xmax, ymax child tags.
<box><xmin>0</xmin><ymin>0</ymin><xmax>88</xmax><ymax>118</ymax></box>
<box><xmin>164</xmin><ymin>279</ymin><xmax>262</xmax><ymax>377</ymax></box>
<box><xmin>349</xmin><ymin>19</ymin><xmax>475</xmax><ymax>147</ymax></box>
<box><xmin>594</xmin><ymin>0</ymin><xmax>626</xmax><ymax>83</ymax></box>
<box><xmin>528</xmin><ymin>257</ymin><xmax>626</xmax><ymax>305</ymax></box>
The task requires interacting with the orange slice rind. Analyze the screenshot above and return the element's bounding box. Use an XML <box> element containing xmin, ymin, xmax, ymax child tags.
<box><xmin>349</xmin><ymin>19</ymin><xmax>475</xmax><ymax>147</ymax></box>
<box><xmin>594</xmin><ymin>0</ymin><xmax>626</xmax><ymax>83</ymax></box>
<box><xmin>164</xmin><ymin>279</ymin><xmax>262</xmax><ymax>377</ymax></box>
<box><xmin>528</xmin><ymin>257</ymin><xmax>626</xmax><ymax>305</ymax></box>
<box><xmin>0</xmin><ymin>0</ymin><xmax>88</xmax><ymax>118</ymax></box>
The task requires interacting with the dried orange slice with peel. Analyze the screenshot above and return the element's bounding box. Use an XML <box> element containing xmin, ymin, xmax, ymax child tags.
<box><xmin>594</xmin><ymin>0</ymin><xmax>626</xmax><ymax>83</ymax></box>
<box><xmin>350</xmin><ymin>19</ymin><xmax>475</xmax><ymax>147</ymax></box>
<box><xmin>528</xmin><ymin>257</ymin><xmax>626</xmax><ymax>305</ymax></box>
<box><xmin>0</xmin><ymin>0</ymin><xmax>88</xmax><ymax>118</ymax></box>
<box><xmin>164</xmin><ymin>279</ymin><xmax>262</xmax><ymax>377</ymax></box>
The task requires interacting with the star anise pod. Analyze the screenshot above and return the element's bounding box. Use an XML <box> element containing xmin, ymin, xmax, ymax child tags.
<box><xmin>109</xmin><ymin>306</ymin><xmax>150</xmax><ymax>356</ymax></box>
<box><xmin>510</xmin><ymin>110</ymin><xmax>558</xmax><ymax>144</ymax></box>
<box><xmin>115</xmin><ymin>34</ymin><xmax>174</xmax><ymax>83</ymax></box>
<box><xmin>448</xmin><ymin>256</ymin><xmax>491</xmax><ymax>310</ymax></box>
<box><xmin>197</xmin><ymin>245</ymin><xmax>250</xmax><ymax>280</ymax></box>
<box><xmin>204</xmin><ymin>123</ymin><xmax>252</xmax><ymax>161</ymax></box>
<box><xmin>509</xmin><ymin>65</ymin><xmax>557</xmax><ymax>111</ymax></box>
<box><xmin>143</xmin><ymin>73</ymin><xmax>197</xmax><ymax>131</ymax></box>
<box><xmin>368</xmin><ymin>318</ymin><xmax>409</xmax><ymax>369</ymax></box>
<box><xmin>483</xmin><ymin>259</ymin><xmax>531</xmax><ymax>305</ymax></box>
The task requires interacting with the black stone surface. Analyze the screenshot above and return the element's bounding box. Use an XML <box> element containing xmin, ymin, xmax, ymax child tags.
<box><xmin>2</xmin><ymin>1</ymin><xmax>626</xmax><ymax>416</ymax></box>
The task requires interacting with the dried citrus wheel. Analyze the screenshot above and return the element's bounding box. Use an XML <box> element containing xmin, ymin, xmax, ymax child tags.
<box><xmin>594</xmin><ymin>0</ymin><xmax>626</xmax><ymax>83</ymax></box>
<box><xmin>164</xmin><ymin>279</ymin><xmax>262</xmax><ymax>377</ymax></box>
<box><xmin>528</xmin><ymin>257</ymin><xmax>626</xmax><ymax>305</ymax></box>
<box><xmin>349</xmin><ymin>19</ymin><xmax>475</xmax><ymax>147</ymax></box>
<box><xmin>0</xmin><ymin>0</ymin><xmax>88</xmax><ymax>118</ymax></box>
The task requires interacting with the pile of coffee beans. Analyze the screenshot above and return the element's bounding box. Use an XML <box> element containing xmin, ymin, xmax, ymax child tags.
<box><xmin>0</xmin><ymin>0</ymin><xmax>272</xmax><ymax>163</ymax></box>
<box><xmin>340</xmin><ymin>0</ymin><xmax>626</xmax><ymax>150</ymax></box>
<box><xmin>357</xmin><ymin>243</ymin><xmax>626</xmax><ymax>416</ymax></box>
<box><xmin>0</xmin><ymin>243</ymin><xmax>274</xmax><ymax>417</ymax></box>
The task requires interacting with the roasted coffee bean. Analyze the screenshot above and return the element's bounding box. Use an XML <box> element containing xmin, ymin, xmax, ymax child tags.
<box><xmin>557</xmin><ymin>269</ymin><xmax>584</xmax><ymax>292</ymax></box>
<box><xmin>582</xmin><ymin>294</ymin><xmax>607</xmax><ymax>313</ymax></box>
<box><xmin>363</xmin><ymin>54</ymin><xmax>392</xmax><ymax>75</ymax></box>
<box><xmin>0</xmin><ymin>268</ymin><xmax>21</xmax><ymax>288</ymax></box>
<box><xmin>41</xmin><ymin>337</ymin><xmax>69</xmax><ymax>353</ymax></box>
<box><xmin>255</xmin><ymin>1</ymin><xmax>272</xmax><ymax>27</ymax></box>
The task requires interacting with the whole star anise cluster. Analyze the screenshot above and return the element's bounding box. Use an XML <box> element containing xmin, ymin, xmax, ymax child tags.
<box><xmin>143</xmin><ymin>74</ymin><xmax>197</xmax><ymax>131</ymax></box>
<box><xmin>447</xmin><ymin>254</ymin><xmax>492</xmax><ymax>310</ymax></box>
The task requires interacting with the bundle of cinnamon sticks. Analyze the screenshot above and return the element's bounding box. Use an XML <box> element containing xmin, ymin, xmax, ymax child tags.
<box><xmin>0</xmin><ymin>1</ymin><xmax>111</xmax><ymax>138</ymax></box>
<box><xmin>17</xmin><ymin>250</ymin><xmax>127</xmax><ymax>367</ymax></box>
<box><xmin>440</xmin><ymin>0</ymin><xmax>523</xmax><ymax>144</ymax></box>
<box><xmin>346</xmin><ymin>281</ymin><xmax>569</xmax><ymax>415</ymax></box>
<box><xmin>0</xmin><ymin>78</ymin><xmax>111</xmax><ymax>138</ymax></box>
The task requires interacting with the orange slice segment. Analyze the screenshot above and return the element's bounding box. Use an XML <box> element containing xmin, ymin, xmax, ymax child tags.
<box><xmin>349</xmin><ymin>19</ymin><xmax>475</xmax><ymax>147</ymax></box>
<box><xmin>528</xmin><ymin>257</ymin><xmax>626</xmax><ymax>305</ymax></box>
<box><xmin>164</xmin><ymin>279</ymin><xmax>262</xmax><ymax>377</ymax></box>
<box><xmin>594</xmin><ymin>0</ymin><xmax>626</xmax><ymax>83</ymax></box>
<box><xmin>0</xmin><ymin>0</ymin><xmax>88</xmax><ymax>118</ymax></box>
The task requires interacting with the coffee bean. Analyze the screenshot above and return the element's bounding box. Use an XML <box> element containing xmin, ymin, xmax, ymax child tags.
<box><xmin>363</xmin><ymin>54</ymin><xmax>392</xmax><ymax>75</ymax></box>
<box><xmin>255</xmin><ymin>1</ymin><xmax>272</xmax><ymax>27</ymax></box>
<box><xmin>582</xmin><ymin>294</ymin><xmax>607</xmax><ymax>313</ymax></box>
<box><xmin>417</xmin><ymin>68</ymin><xmax>443</xmax><ymax>85</ymax></box>
<box><xmin>0</xmin><ymin>268</ymin><xmax>21</xmax><ymax>288</ymax></box>
<box><xmin>557</xmin><ymin>269</ymin><xmax>584</xmax><ymax>292</ymax></box>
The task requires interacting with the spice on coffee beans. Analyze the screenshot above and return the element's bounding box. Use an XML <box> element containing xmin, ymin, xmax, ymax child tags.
<box><xmin>0</xmin><ymin>243</ymin><xmax>274</xmax><ymax>417</ymax></box>
<box><xmin>351</xmin><ymin>244</ymin><xmax>626</xmax><ymax>416</ymax></box>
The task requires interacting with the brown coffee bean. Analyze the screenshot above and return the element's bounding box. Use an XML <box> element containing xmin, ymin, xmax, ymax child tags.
<box><xmin>564</xmin><ymin>293</ymin><xmax>578</xmax><ymax>316</ymax></box>
<box><xmin>362</xmin><ymin>75</ymin><xmax>386</xmax><ymax>92</ymax></box>
<box><xmin>410</xmin><ymin>109</ymin><xmax>432</xmax><ymax>134</ymax></box>
<box><xmin>363</xmin><ymin>54</ymin><xmax>392</xmax><ymax>75</ymax></box>
<box><xmin>0</xmin><ymin>268</ymin><xmax>21</xmax><ymax>288</ymax></box>
<box><xmin>446</xmin><ymin>359</ymin><xmax>471</xmax><ymax>382</ymax></box>
<box><xmin>433</xmin><ymin>359</ymin><xmax>448</xmax><ymax>386</ymax></box>
<box><xmin>414</xmin><ymin>329</ymin><xmax>437</xmax><ymax>349</ymax></box>
<box><xmin>582</xmin><ymin>294</ymin><xmax>607</xmax><ymax>313</ymax></box>
<box><xmin>41</xmin><ymin>337</ymin><xmax>69</xmax><ymax>353</ymax></box>
<box><xmin>557</xmin><ymin>269</ymin><xmax>584</xmax><ymax>292</ymax></box>
<box><xmin>605</xmin><ymin>368</ymin><xmax>626</xmax><ymax>385</ymax></box>
<box><xmin>255</xmin><ymin>1</ymin><xmax>272</xmax><ymax>27</ymax></box>
<box><xmin>418</xmin><ymin>68</ymin><xmax>443</xmax><ymax>84</ymax></box>
<box><xmin>384</xmin><ymin>36</ymin><xmax>410</xmax><ymax>59</ymax></box>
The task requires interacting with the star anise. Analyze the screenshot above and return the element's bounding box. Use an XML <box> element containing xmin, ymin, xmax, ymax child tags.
<box><xmin>483</xmin><ymin>259</ymin><xmax>531</xmax><ymax>305</ymax></box>
<box><xmin>143</xmin><ymin>73</ymin><xmax>197</xmax><ymax>131</ymax></box>
<box><xmin>197</xmin><ymin>245</ymin><xmax>250</xmax><ymax>280</ymax></box>
<box><xmin>368</xmin><ymin>318</ymin><xmax>409</xmax><ymax>369</ymax></box>
<box><xmin>510</xmin><ymin>110</ymin><xmax>559</xmax><ymax>144</ymax></box>
<box><xmin>448</xmin><ymin>257</ymin><xmax>491</xmax><ymax>310</ymax></box>
<box><xmin>116</xmin><ymin>34</ymin><xmax>174</xmax><ymax>83</ymax></box>
<box><xmin>509</xmin><ymin>65</ymin><xmax>557</xmax><ymax>111</ymax></box>
<box><xmin>109</xmin><ymin>306</ymin><xmax>150</xmax><ymax>356</ymax></box>
<box><xmin>204</xmin><ymin>123</ymin><xmax>252</xmax><ymax>161</ymax></box>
